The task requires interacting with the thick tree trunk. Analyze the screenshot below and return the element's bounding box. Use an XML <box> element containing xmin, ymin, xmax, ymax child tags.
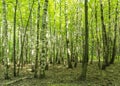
<box><xmin>34</xmin><ymin>0</ymin><xmax>40</xmax><ymax>78</ymax></box>
<box><xmin>39</xmin><ymin>0</ymin><xmax>49</xmax><ymax>78</ymax></box>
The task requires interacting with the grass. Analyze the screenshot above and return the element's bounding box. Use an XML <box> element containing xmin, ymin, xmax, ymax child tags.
<box><xmin>0</xmin><ymin>61</ymin><xmax>120</xmax><ymax>86</ymax></box>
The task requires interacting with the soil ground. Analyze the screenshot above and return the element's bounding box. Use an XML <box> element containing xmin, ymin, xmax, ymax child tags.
<box><xmin>0</xmin><ymin>61</ymin><xmax>120</xmax><ymax>86</ymax></box>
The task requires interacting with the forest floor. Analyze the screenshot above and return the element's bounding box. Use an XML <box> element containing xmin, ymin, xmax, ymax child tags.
<box><xmin>0</xmin><ymin>61</ymin><xmax>120</xmax><ymax>86</ymax></box>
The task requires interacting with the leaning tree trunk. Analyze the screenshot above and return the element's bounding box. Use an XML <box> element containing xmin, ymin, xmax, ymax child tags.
<box><xmin>39</xmin><ymin>0</ymin><xmax>48</xmax><ymax>78</ymax></box>
<box><xmin>2</xmin><ymin>0</ymin><xmax>9</xmax><ymax>79</ymax></box>
<box><xmin>99</xmin><ymin>0</ymin><xmax>109</xmax><ymax>70</ymax></box>
<box><xmin>17</xmin><ymin>0</ymin><xmax>35</xmax><ymax>75</ymax></box>
<box><xmin>79</xmin><ymin>0</ymin><xmax>89</xmax><ymax>80</ymax></box>
<box><xmin>110</xmin><ymin>0</ymin><xmax>118</xmax><ymax>64</ymax></box>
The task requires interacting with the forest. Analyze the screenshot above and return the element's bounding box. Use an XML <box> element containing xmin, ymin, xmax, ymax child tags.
<box><xmin>0</xmin><ymin>0</ymin><xmax>120</xmax><ymax>86</ymax></box>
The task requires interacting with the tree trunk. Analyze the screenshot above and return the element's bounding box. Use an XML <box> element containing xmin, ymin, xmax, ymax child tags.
<box><xmin>65</xmin><ymin>0</ymin><xmax>73</xmax><ymax>69</ymax></box>
<box><xmin>90</xmin><ymin>9</ymin><xmax>94</xmax><ymax>64</ymax></box>
<box><xmin>39</xmin><ymin>0</ymin><xmax>49</xmax><ymax>78</ymax></box>
<box><xmin>79</xmin><ymin>0</ymin><xmax>89</xmax><ymax>80</ymax></box>
<box><xmin>2</xmin><ymin>0</ymin><xmax>10</xmax><ymax>79</ymax></box>
<box><xmin>17</xmin><ymin>0</ymin><xmax>35</xmax><ymax>75</ymax></box>
<box><xmin>34</xmin><ymin>0</ymin><xmax>40</xmax><ymax>78</ymax></box>
<box><xmin>13</xmin><ymin>0</ymin><xmax>18</xmax><ymax>77</ymax></box>
<box><xmin>53</xmin><ymin>0</ymin><xmax>56</xmax><ymax>66</ymax></box>
<box><xmin>110</xmin><ymin>0</ymin><xmax>118</xmax><ymax>64</ymax></box>
<box><xmin>99</xmin><ymin>0</ymin><xmax>109</xmax><ymax>70</ymax></box>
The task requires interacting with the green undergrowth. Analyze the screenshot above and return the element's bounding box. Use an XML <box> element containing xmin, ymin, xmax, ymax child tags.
<box><xmin>0</xmin><ymin>61</ymin><xmax>120</xmax><ymax>86</ymax></box>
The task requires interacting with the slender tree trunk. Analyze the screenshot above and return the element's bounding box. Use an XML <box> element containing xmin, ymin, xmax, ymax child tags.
<box><xmin>90</xmin><ymin>9</ymin><xmax>94</xmax><ymax>64</ymax></box>
<box><xmin>29</xmin><ymin>0</ymin><xmax>33</xmax><ymax>64</ymax></box>
<box><xmin>53</xmin><ymin>0</ymin><xmax>56</xmax><ymax>65</ymax></box>
<box><xmin>74</xmin><ymin>34</ymin><xmax>78</xmax><ymax>68</ymax></box>
<box><xmin>79</xmin><ymin>0</ymin><xmax>89</xmax><ymax>80</ymax></box>
<box><xmin>17</xmin><ymin>3</ymin><xmax>23</xmax><ymax>75</ymax></box>
<box><xmin>64</xmin><ymin>0</ymin><xmax>72</xmax><ymax>69</ymax></box>
<box><xmin>107</xmin><ymin>0</ymin><xmax>112</xmax><ymax>62</ymax></box>
<box><xmin>20</xmin><ymin>0</ymin><xmax>34</xmax><ymax>66</ymax></box>
<box><xmin>13</xmin><ymin>0</ymin><xmax>18</xmax><ymax>77</ymax></box>
<box><xmin>0</xmin><ymin>25</ymin><xmax>2</xmax><ymax>62</ymax></box>
<box><xmin>95</xmin><ymin>0</ymin><xmax>101</xmax><ymax>69</ymax></box>
<box><xmin>17</xmin><ymin>0</ymin><xmax>35</xmax><ymax>75</ymax></box>
<box><xmin>25</xmin><ymin>35</ymin><xmax>28</xmax><ymax>64</ymax></box>
<box><xmin>74</xmin><ymin>0</ymin><xmax>80</xmax><ymax>67</ymax></box>
<box><xmin>49</xmin><ymin>14</ymin><xmax>52</xmax><ymax>64</ymax></box>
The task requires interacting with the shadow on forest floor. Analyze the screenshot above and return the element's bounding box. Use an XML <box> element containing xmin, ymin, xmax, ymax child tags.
<box><xmin>0</xmin><ymin>61</ymin><xmax>120</xmax><ymax>86</ymax></box>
